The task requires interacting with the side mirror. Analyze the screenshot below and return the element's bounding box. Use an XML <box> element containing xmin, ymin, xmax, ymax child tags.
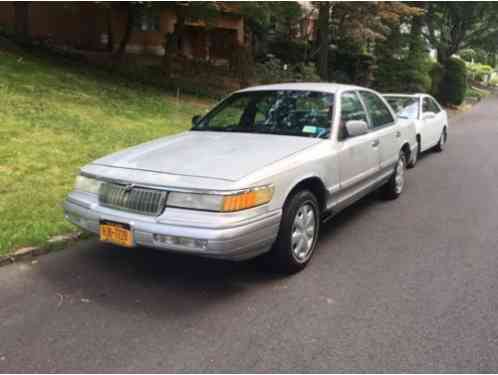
<box><xmin>192</xmin><ymin>115</ymin><xmax>202</xmax><ymax>126</ymax></box>
<box><xmin>422</xmin><ymin>112</ymin><xmax>435</xmax><ymax>120</ymax></box>
<box><xmin>345</xmin><ymin>120</ymin><xmax>369</xmax><ymax>137</ymax></box>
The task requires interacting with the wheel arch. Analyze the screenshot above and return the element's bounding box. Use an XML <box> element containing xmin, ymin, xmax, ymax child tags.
<box><xmin>284</xmin><ymin>176</ymin><xmax>328</xmax><ymax>214</ymax></box>
<box><xmin>401</xmin><ymin>142</ymin><xmax>411</xmax><ymax>162</ymax></box>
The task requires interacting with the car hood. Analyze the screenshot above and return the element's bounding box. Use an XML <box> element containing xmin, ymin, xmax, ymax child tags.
<box><xmin>92</xmin><ymin>131</ymin><xmax>322</xmax><ymax>182</ymax></box>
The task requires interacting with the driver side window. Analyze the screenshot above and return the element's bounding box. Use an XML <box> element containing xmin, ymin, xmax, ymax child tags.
<box><xmin>359</xmin><ymin>91</ymin><xmax>394</xmax><ymax>128</ymax></box>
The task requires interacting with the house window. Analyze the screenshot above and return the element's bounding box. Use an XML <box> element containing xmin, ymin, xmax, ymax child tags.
<box><xmin>133</xmin><ymin>7</ymin><xmax>160</xmax><ymax>32</ymax></box>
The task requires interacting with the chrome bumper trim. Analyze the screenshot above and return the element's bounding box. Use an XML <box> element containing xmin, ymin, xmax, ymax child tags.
<box><xmin>64</xmin><ymin>198</ymin><xmax>281</xmax><ymax>261</ymax></box>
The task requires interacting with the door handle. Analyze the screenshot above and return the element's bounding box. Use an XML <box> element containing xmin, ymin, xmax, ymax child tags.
<box><xmin>396</xmin><ymin>131</ymin><xmax>401</xmax><ymax>138</ymax></box>
<box><xmin>371</xmin><ymin>139</ymin><xmax>379</xmax><ymax>147</ymax></box>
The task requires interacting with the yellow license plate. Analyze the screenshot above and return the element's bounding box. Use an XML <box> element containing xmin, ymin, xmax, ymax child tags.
<box><xmin>100</xmin><ymin>222</ymin><xmax>133</xmax><ymax>247</ymax></box>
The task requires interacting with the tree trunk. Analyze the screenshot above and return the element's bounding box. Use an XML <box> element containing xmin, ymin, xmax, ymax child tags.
<box><xmin>408</xmin><ymin>13</ymin><xmax>423</xmax><ymax>59</ymax></box>
<box><xmin>174</xmin><ymin>13</ymin><xmax>186</xmax><ymax>55</ymax></box>
<box><xmin>106</xmin><ymin>6</ymin><xmax>114</xmax><ymax>53</ymax></box>
<box><xmin>437</xmin><ymin>47</ymin><xmax>450</xmax><ymax>65</ymax></box>
<box><xmin>113</xmin><ymin>3</ymin><xmax>135</xmax><ymax>65</ymax></box>
<box><xmin>162</xmin><ymin>12</ymin><xmax>185</xmax><ymax>78</ymax></box>
<box><xmin>318</xmin><ymin>2</ymin><xmax>330</xmax><ymax>81</ymax></box>
<box><xmin>14</xmin><ymin>2</ymin><xmax>30</xmax><ymax>44</ymax></box>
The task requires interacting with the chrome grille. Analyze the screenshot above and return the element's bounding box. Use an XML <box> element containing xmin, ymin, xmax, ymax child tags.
<box><xmin>99</xmin><ymin>182</ymin><xmax>167</xmax><ymax>216</ymax></box>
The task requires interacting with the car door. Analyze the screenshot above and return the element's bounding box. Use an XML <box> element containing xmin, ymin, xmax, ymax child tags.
<box><xmin>428</xmin><ymin>96</ymin><xmax>446</xmax><ymax>140</ymax></box>
<box><xmin>335</xmin><ymin>91</ymin><xmax>381</xmax><ymax>202</ymax></box>
<box><xmin>421</xmin><ymin>97</ymin><xmax>440</xmax><ymax>148</ymax></box>
<box><xmin>359</xmin><ymin>90</ymin><xmax>400</xmax><ymax>173</ymax></box>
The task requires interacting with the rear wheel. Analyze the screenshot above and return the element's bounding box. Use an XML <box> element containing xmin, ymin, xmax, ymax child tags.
<box><xmin>382</xmin><ymin>151</ymin><xmax>406</xmax><ymax>200</ymax></box>
<box><xmin>435</xmin><ymin>128</ymin><xmax>447</xmax><ymax>152</ymax></box>
<box><xmin>407</xmin><ymin>138</ymin><xmax>419</xmax><ymax>169</ymax></box>
<box><xmin>270</xmin><ymin>190</ymin><xmax>320</xmax><ymax>274</ymax></box>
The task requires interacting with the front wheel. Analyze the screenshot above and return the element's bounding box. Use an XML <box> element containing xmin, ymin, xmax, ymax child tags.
<box><xmin>382</xmin><ymin>151</ymin><xmax>406</xmax><ymax>200</ymax></box>
<box><xmin>270</xmin><ymin>190</ymin><xmax>320</xmax><ymax>274</ymax></box>
<box><xmin>435</xmin><ymin>128</ymin><xmax>447</xmax><ymax>152</ymax></box>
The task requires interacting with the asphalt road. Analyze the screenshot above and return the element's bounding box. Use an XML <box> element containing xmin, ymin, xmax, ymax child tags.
<box><xmin>2</xmin><ymin>95</ymin><xmax>498</xmax><ymax>372</ymax></box>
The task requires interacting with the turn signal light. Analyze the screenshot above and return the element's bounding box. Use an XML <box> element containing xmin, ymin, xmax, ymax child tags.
<box><xmin>222</xmin><ymin>186</ymin><xmax>273</xmax><ymax>212</ymax></box>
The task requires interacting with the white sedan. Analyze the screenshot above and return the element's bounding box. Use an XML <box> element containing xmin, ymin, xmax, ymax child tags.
<box><xmin>383</xmin><ymin>93</ymin><xmax>448</xmax><ymax>167</ymax></box>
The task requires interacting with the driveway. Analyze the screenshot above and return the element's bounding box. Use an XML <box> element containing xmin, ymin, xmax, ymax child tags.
<box><xmin>1</xmin><ymin>95</ymin><xmax>498</xmax><ymax>372</ymax></box>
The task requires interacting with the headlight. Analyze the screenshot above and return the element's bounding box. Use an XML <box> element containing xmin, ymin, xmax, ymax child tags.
<box><xmin>167</xmin><ymin>192</ymin><xmax>223</xmax><ymax>211</ymax></box>
<box><xmin>167</xmin><ymin>185</ymin><xmax>274</xmax><ymax>212</ymax></box>
<box><xmin>74</xmin><ymin>175</ymin><xmax>102</xmax><ymax>194</ymax></box>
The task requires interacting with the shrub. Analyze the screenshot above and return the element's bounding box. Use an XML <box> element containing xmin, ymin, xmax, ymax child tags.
<box><xmin>268</xmin><ymin>38</ymin><xmax>307</xmax><ymax>65</ymax></box>
<box><xmin>375</xmin><ymin>56</ymin><xmax>432</xmax><ymax>94</ymax></box>
<box><xmin>254</xmin><ymin>57</ymin><xmax>319</xmax><ymax>84</ymax></box>
<box><xmin>438</xmin><ymin>57</ymin><xmax>467</xmax><ymax>106</ymax></box>
<box><xmin>230</xmin><ymin>46</ymin><xmax>255</xmax><ymax>86</ymax></box>
<box><xmin>466</xmin><ymin>62</ymin><xmax>494</xmax><ymax>82</ymax></box>
<box><xmin>490</xmin><ymin>76</ymin><xmax>498</xmax><ymax>86</ymax></box>
<box><xmin>430</xmin><ymin>62</ymin><xmax>444</xmax><ymax>97</ymax></box>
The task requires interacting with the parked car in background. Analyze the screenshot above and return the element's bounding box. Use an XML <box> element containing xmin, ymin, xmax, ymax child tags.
<box><xmin>383</xmin><ymin>94</ymin><xmax>448</xmax><ymax>167</ymax></box>
<box><xmin>65</xmin><ymin>83</ymin><xmax>416</xmax><ymax>274</ymax></box>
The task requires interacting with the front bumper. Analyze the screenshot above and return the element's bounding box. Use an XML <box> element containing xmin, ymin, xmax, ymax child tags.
<box><xmin>64</xmin><ymin>192</ymin><xmax>281</xmax><ymax>261</ymax></box>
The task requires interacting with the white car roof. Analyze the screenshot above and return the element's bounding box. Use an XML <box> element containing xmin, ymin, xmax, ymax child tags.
<box><xmin>383</xmin><ymin>93</ymin><xmax>425</xmax><ymax>98</ymax></box>
<box><xmin>237</xmin><ymin>82</ymin><xmax>364</xmax><ymax>95</ymax></box>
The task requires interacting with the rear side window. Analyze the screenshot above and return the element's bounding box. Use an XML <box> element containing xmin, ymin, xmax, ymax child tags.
<box><xmin>429</xmin><ymin>98</ymin><xmax>442</xmax><ymax>113</ymax></box>
<box><xmin>422</xmin><ymin>98</ymin><xmax>432</xmax><ymax>113</ymax></box>
<box><xmin>340</xmin><ymin>92</ymin><xmax>369</xmax><ymax>124</ymax></box>
<box><xmin>359</xmin><ymin>91</ymin><xmax>394</xmax><ymax>128</ymax></box>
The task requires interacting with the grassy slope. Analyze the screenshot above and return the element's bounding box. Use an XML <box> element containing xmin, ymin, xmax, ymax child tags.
<box><xmin>0</xmin><ymin>48</ymin><xmax>211</xmax><ymax>255</ymax></box>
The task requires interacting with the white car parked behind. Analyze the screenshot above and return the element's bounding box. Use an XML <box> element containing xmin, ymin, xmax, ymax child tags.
<box><xmin>383</xmin><ymin>94</ymin><xmax>448</xmax><ymax>167</ymax></box>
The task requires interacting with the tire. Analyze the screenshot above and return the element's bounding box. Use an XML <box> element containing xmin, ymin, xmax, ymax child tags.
<box><xmin>435</xmin><ymin>128</ymin><xmax>447</xmax><ymax>152</ymax></box>
<box><xmin>269</xmin><ymin>190</ymin><xmax>320</xmax><ymax>274</ymax></box>
<box><xmin>382</xmin><ymin>151</ymin><xmax>406</xmax><ymax>200</ymax></box>
<box><xmin>407</xmin><ymin>139</ymin><xmax>419</xmax><ymax>169</ymax></box>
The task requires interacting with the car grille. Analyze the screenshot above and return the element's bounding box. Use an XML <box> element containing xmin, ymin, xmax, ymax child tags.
<box><xmin>99</xmin><ymin>182</ymin><xmax>167</xmax><ymax>216</ymax></box>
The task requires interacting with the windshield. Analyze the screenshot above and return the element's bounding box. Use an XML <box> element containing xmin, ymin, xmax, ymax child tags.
<box><xmin>385</xmin><ymin>97</ymin><xmax>419</xmax><ymax>120</ymax></box>
<box><xmin>192</xmin><ymin>90</ymin><xmax>335</xmax><ymax>138</ymax></box>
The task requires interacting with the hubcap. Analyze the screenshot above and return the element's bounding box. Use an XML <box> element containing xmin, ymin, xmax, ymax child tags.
<box><xmin>394</xmin><ymin>157</ymin><xmax>405</xmax><ymax>194</ymax></box>
<box><xmin>291</xmin><ymin>203</ymin><xmax>316</xmax><ymax>263</ymax></box>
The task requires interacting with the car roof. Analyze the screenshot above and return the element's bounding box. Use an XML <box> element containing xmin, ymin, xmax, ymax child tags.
<box><xmin>236</xmin><ymin>82</ymin><xmax>364</xmax><ymax>95</ymax></box>
<box><xmin>383</xmin><ymin>93</ymin><xmax>426</xmax><ymax>98</ymax></box>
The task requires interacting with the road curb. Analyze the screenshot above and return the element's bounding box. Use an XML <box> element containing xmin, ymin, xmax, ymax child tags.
<box><xmin>0</xmin><ymin>233</ymin><xmax>82</xmax><ymax>267</ymax></box>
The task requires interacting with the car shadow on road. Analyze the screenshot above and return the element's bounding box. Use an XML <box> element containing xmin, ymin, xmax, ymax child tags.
<box><xmin>38</xmin><ymin>190</ymin><xmax>383</xmax><ymax>318</ymax></box>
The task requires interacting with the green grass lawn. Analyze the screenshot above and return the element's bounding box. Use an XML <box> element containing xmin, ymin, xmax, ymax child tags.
<box><xmin>0</xmin><ymin>48</ymin><xmax>212</xmax><ymax>255</ymax></box>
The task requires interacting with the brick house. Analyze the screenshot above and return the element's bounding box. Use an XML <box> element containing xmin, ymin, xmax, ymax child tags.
<box><xmin>0</xmin><ymin>2</ymin><xmax>244</xmax><ymax>64</ymax></box>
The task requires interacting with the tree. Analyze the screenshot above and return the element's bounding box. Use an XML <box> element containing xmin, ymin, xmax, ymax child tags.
<box><xmin>424</xmin><ymin>2</ymin><xmax>498</xmax><ymax>65</ymax></box>
<box><xmin>270</xmin><ymin>2</ymin><xmax>303</xmax><ymax>39</ymax></box>
<box><xmin>322</xmin><ymin>2</ymin><xmax>420</xmax><ymax>85</ymax></box>
<box><xmin>237</xmin><ymin>2</ymin><xmax>306</xmax><ymax>61</ymax></box>
<box><xmin>160</xmin><ymin>2</ymin><xmax>219</xmax><ymax>77</ymax></box>
<box><xmin>330</xmin><ymin>2</ymin><xmax>421</xmax><ymax>53</ymax></box>
<box><xmin>113</xmin><ymin>2</ymin><xmax>139</xmax><ymax>64</ymax></box>
<box><xmin>374</xmin><ymin>5</ymin><xmax>431</xmax><ymax>93</ymax></box>
<box><xmin>318</xmin><ymin>2</ymin><xmax>331</xmax><ymax>81</ymax></box>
